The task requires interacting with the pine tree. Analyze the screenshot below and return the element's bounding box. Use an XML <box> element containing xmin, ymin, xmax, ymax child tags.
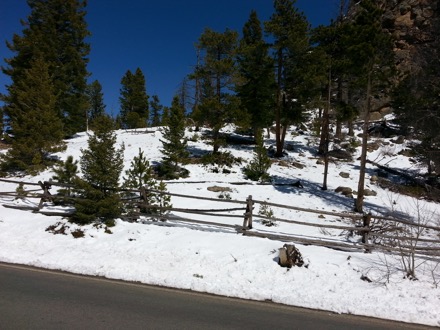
<box><xmin>176</xmin><ymin>77</ymin><xmax>192</xmax><ymax>116</ymax></box>
<box><xmin>161</xmin><ymin>106</ymin><xmax>170</xmax><ymax>126</ymax></box>
<box><xmin>346</xmin><ymin>0</ymin><xmax>395</xmax><ymax>212</ymax></box>
<box><xmin>2</xmin><ymin>0</ymin><xmax>90</xmax><ymax>137</ymax></box>
<box><xmin>86</xmin><ymin>80</ymin><xmax>106</xmax><ymax>127</ymax></box>
<box><xmin>149</xmin><ymin>95</ymin><xmax>163</xmax><ymax>127</ymax></box>
<box><xmin>265</xmin><ymin>0</ymin><xmax>311</xmax><ymax>157</ymax></box>
<box><xmin>123</xmin><ymin>148</ymin><xmax>158</xmax><ymax>214</ymax></box>
<box><xmin>310</xmin><ymin>4</ymin><xmax>353</xmax><ymax>190</ymax></box>
<box><xmin>73</xmin><ymin>115</ymin><xmax>124</xmax><ymax>225</ymax></box>
<box><xmin>194</xmin><ymin>28</ymin><xmax>239</xmax><ymax>153</ymax></box>
<box><xmin>236</xmin><ymin>10</ymin><xmax>275</xmax><ymax>137</ymax></box>
<box><xmin>156</xmin><ymin>181</ymin><xmax>172</xmax><ymax>220</ymax></box>
<box><xmin>124</xmin><ymin>148</ymin><xmax>156</xmax><ymax>190</ymax></box>
<box><xmin>52</xmin><ymin>155</ymin><xmax>79</xmax><ymax>198</ymax></box>
<box><xmin>1</xmin><ymin>56</ymin><xmax>65</xmax><ymax>174</ymax></box>
<box><xmin>244</xmin><ymin>131</ymin><xmax>271</xmax><ymax>182</ymax></box>
<box><xmin>119</xmin><ymin>68</ymin><xmax>149</xmax><ymax>129</ymax></box>
<box><xmin>159</xmin><ymin>96</ymin><xmax>189</xmax><ymax>179</ymax></box>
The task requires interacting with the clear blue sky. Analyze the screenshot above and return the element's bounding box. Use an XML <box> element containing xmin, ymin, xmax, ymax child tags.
<box><xmin>0</xmin><ymin>0</ymin><xmax>338</xmax><ymax>115</ymax></box>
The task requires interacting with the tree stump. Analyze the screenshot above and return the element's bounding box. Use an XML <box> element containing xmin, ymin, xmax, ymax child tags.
<box><xmin>278</xmin><ymin>244</ymin><xmax>304</xmax><ymax>268</ymax></box>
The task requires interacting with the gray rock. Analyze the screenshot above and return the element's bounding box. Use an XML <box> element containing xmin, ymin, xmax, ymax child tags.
<box><xmin>370</xmin><ymin>175</ymin><xmax>379</xmax><ymax>183</ymax></box>
<box><xmin>339</xmin><ymin>172</ymin><xmax>350</xmax><ymax>179</ymax></box>
<box><xmin>335</xmin><ymin>186</ymin><xmax>353</xmax><ymax>198</ymax></box>
<box><xmin>207</xmin><ymin>186</ymin><xmax>232</xmax><ymax>193</ymax></box>
<box><xmin>364</xmin><ymin>189</ymin><xmax>378</xmax><ymax>197</ymax></box>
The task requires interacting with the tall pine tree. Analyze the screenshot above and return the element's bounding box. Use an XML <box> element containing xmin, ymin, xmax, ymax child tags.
<box><xmin>159</xmin><ymin>96</ymin><xmax>189</xmax><ymax>179</ymax></box>
<box><xmin>1</xmin><ymin>56</ymin><xmax>65</xmax><ymax>174</ymax></box>
<box><xmin>86</xmin><ymin>80</ymin><xmax>106</xmax><ymax>128</ymax></box>
<box><xmin>119</xmin><ymin>68</ymin><xmax>149</xmax><ymax>129</ymax></box>
<box><xmin>346</xmin><ymin>0</ymin><xmax>395</xmax><ymax>212</ymax></box>
<box><xmin>193</xmin><ymin>28</ymin><xmax>239</xmax><ymax>153</ymax></box>
<box><xmin>2</xmin><ymin>0</ymin><xmax>90</xmax><ymax>137</ymax></box>
<box><xmin>265</xmin><ymin>0</ymin><xmax>311</xmax><ymax>157</ymax></box>
<box><xmin>149</xmin><ymin>94</ymin><xmax>163</xmax><ymax>127</ymax></box>
<box><xmin>236</xmin><ymin>10</ymin><xmax>275</xmax><ymax>137</ymax></box>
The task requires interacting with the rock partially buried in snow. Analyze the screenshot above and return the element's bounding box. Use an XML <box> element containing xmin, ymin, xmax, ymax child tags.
<box><xmin>207</xmin><ymin>186</ymin><xmax>232</xmax><ymax>193</ymax></box>
<box><xmin>335</xmin><ymin>186</ymin><xmax>353</xmax><ymax>198</ymax></box>
<box><xmin>364</xmin><ymin>189</ymin><xmax>377</xmax><ymax>197</ymax></box>
<box><xmin>339</xmin><ymin>172</ymin><xmax>350</xmax><ymax>179</ymax></box>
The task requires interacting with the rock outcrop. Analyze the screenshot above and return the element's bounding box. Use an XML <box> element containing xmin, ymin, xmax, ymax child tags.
<box><xmin>349</xmin><ymin>0</ymin><xmax>438</xmax><ymax>74</ymax></box>
<box><xmin>347</xmin><ymin>0</ymin><xmax>439</xmax><ymax>116</ymax></box>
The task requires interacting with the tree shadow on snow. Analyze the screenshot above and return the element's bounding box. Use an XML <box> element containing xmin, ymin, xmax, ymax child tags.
<box><xmin>269</xmin><ymin>174</ymin><xmax>411</xmax><ymax>220</ymax></box>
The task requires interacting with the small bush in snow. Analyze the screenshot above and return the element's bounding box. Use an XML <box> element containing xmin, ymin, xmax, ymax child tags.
<box><xmin>258</xmin><ymin>202</ymin><xmax>276</xmax><ymax>227</ymax></box>
<box><xmin>243</xmin><ymin>132</ymin><xmax>271</xmax><ymax>182</ymax></box>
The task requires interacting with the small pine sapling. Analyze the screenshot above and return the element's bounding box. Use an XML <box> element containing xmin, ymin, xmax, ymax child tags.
<box><xmin>15</xmin><ymin>183</ymin><xmax>27</xmax><ymax>200</ymax></box>
<box><xmin>244</xmin><ymin>132</ymin><xmax>271</xmax><ymax>182</ymax></box>
<box><xmin>52</xmin><ymin>155</ymin><xmax>79</xmax><ymax>199</ymax></box>
<box><xmin>258</xmin><ymin>201</ymin><xmax>276</xmax><ymax>226</ymax></box>
<box><xmin>155</xmin><ymin>181</ymin><xmax>172</xmax><ymax>221</ymax></box>
<box><xmin>123</xmin><ymin>148</ymin><xmax>158</xmax><ymax>214</ymax></box>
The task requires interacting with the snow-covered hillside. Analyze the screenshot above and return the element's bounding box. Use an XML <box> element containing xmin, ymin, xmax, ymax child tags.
<box><xmin>0</xmin><ymin>123</ymin><xmax>439</xmax><ymax>327</ymax></box>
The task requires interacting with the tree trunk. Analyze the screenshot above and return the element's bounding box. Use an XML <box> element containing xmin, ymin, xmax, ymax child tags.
<box><xmin>348</xmin><ymin>119</ymin><xmax>354</xmax><ymax>136</ymax></box>
<box><xmin>319</xmin><ymin>68</ymin><xmax>331</xmax><ymax>155</ymax></box>
<box><xmin>335</xmin><ymin>119</ymin><xmax>342</xmax><ymax>140</ymax></box>
<box><xmin>213</xmin><ymin>128</ymin><xmax>220</xmax><ymax>153</ymax></box>
<box><xmin>275</xmin><ymin>49</ymin><xmax>284</xmax><ymax>157</ymax></box>
<box><xmin>355</xmin><ymin>71</ymin><xmax>372</xmax><ymax>213</ymax></box>
<box><xmin>322</xmin><ymin>67</ymin><xmax>332</xmax><ymax>190</ymax></box>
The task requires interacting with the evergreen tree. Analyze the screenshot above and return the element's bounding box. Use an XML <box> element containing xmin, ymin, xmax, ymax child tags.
<box><xmin>265</xmin><ymin>0</ymin><xmax>311</xmax><ymax>157</ymax></box>
<box><xmin>149</xmin><ymin>94</ymin><xmax>163</xmax><ymax>127</ymax></box>
<box><xmin>156</xmin><ymin>181</ymin><xmax>172</xmax><ymax>220</ymax></box>
<box><xmin>193</xmin><ymin>28</ymin><xmax>239</xmax><ymax>153</ymax></box>
<box><xmin>244</xmin><ymin>131</ymin><xmax>271</xmax><ymax>182</ymax></box>
<box><xmin>2</xmin><ymin>0</ymin><xmax>90</xmax><ymax>137</ymax></box>
<box><xmin>161</xmin><ymin>106</ymin><xmax>170</xmax><ymax>127</ymax></box>
<box><xmin>236</xmin><ymin>10</ymin><xmax>275</xmax><ymax>137</ymax></box>
<box><xmin>346</xmin><ymin>0</ymin><xmax>395</xmax><ymax>212</ymax></box>
<box><xmin>1</xmin><ymin>56</ymin><xmax>65</xmax><ymax>174</ymax></box>
<box><xmin>124</xmin><ymin>148</ymin><xmax>156</xmax><ymax>191</ymax></box>
<box><xmin>123</xmin><ymin>148</ymin><xmax>158</xmax><ymax>214</ymax></box>
<box><xmin>176</xmin><ymin>77</ymin><xmax>192</xmax><ymax>116</ymax></box>
<box><xmin>0</xmin><ymin>108</ymin><xmax>3</xmax><ymax>136</ymax></box>
<box><xmin>52</xmin><ymin>155</ymin><xmax>79</xmax><ymax>198</ymax></box>
<box><xmin>73</xmin><ymin>115</ymin><xmax>124</xmax><ymax>225</ymax></box>
<box><xmin>119</xmin><ymin>68</ymin><xmax>149</xmax><ymax>129</ymax></box>
<box><xmin>159</xmin><ymin>96</ymin><xmax>189</xmax><ymax>179</ymax></box>
<box><xmin>86</xmin><ymin>80</ymin><xmax>106</xmax><ymax>127</ymax></box>
<box><xmin>310</xmin><ymin>4</ymin><xmax>353</xmax><ymax>189</ymax></box>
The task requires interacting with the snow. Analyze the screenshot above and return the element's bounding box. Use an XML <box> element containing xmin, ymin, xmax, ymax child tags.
<box><xmin>0</xmin><ymin>122</ymin><xmax>439</xmax><ymax>327</ymax></box>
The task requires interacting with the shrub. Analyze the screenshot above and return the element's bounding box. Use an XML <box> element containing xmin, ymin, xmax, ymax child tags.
<box><xmin>258</xmin><ymin>202</ymin><xmax>276</xmax><ymax>226</ymax></box>
<box><xmin>243</xmin><ymin>132</ymin><xmax>271</xmax><ymax>182</ymax></box>
<box><xmin>201</xmin><ymin>151</ymin><xmax>242</xmax><ymax>168</ymax></box>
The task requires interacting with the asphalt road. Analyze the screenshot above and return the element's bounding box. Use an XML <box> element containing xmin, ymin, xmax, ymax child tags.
<box><xmin>0</xmin><ymin>263</ymin><xmax>434</xmax><ymax>330</ymax></box>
